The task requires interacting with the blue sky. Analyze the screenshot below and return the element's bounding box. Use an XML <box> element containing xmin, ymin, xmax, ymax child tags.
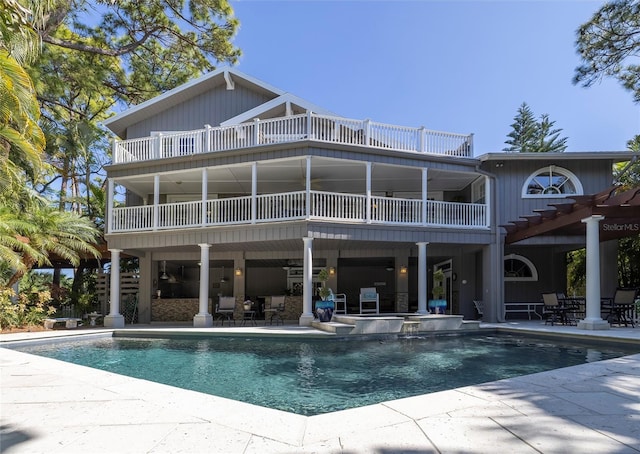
<box><xmin>229</xmin><ymin>1</ymin><xmax>638</xmax><ymax>155</ymax></box>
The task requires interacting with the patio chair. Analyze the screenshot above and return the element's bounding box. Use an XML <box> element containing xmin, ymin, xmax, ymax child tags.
<box><xmin>264</xmin><ymin>295</ymin><xmax>285</xmax><ymax>325</ymax></box>
<box><xmin>333</xmin><ymin>292</ymin><xmax>347</xmax><ymax>315</ymax></box>
<box><xmin>359</xmin><ymin>287</ymin><xmax>379</xmax><ymax>314</ymax></box>
<box><xmin>216</xmin><ymin>296</ymin><xmax>236</xmax><ymax>326</ymax></box>
<box><xmin>542</xmin><ymin>292</ymin><xmax>566</xmax><ymax>326</ymax></box>
<box><xmin>602</xmin><ymin>288</ymin><xmax>638</xmax><ymax>328</ymax></box>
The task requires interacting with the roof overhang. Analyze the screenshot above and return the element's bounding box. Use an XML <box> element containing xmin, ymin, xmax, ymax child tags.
<box><xmin>478</xmin><ymin>151</ymin><xmax>635</xmax><ymax>163</ymax></box>
<box><xmin>502</xmin><ymin>185</ymin><xmax>640</xmax><ymax>244</ymax></box>
<box><xmin>102</xmin><ymin>67</ymin><xmax>287</xmax><ymax>138</ymax></box>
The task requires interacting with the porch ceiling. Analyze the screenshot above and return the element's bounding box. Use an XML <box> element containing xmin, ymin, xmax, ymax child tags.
<box><xmin>119</xmin><ymin>156</ymin><xmax>479</xmax><ymax>198</ymax></box>
<box><xmin>502</xmin><ymin>185</ymin><xmax>640</xmax><ymax>244</ymax></box>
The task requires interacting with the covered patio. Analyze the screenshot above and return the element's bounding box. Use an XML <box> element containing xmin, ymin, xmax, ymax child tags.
<box><xmin>501</xmin><ymin>185</ymin><xmax>640</xmax><ymax>330</ymax></box>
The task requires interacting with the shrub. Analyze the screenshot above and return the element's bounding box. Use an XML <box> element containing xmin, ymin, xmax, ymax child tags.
<box><xmin>0</xmin><ymin>288</ymin><xmax>56</xmax><ymax>330</ymax></box>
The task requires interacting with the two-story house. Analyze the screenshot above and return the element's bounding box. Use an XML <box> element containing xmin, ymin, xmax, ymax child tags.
<box><xmin>101</xmin><ymin>67</ymin><xmax>636</xmax><ymax>329</ymax></box>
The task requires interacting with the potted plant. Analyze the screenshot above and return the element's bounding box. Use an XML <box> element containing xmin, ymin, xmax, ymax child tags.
<box><xmin>317</xmin><ymin>268</ymin><xmax>331</xmax><ymax>300</ymax></box>
<box><xmin>429</xmin><ymin>269</ymin><xmax>446</xmax><ymax>314</ymax></box>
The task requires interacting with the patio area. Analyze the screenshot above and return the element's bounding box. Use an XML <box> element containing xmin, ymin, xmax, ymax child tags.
<box><xmin>1</xmin><ymin>321</ymin><xmax>639</xmax><ymax>453</ymax></box>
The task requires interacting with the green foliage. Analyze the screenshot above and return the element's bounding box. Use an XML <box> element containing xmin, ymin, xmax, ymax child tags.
<box><xmin>317</xmin><ymin>268</ymin><xmax>331</xmax><ymax>299</ymax></box>
<box><xmin>574</xmin><ymin>0</ymin><xmax>640</xmax><ymax>103</ymax></box>
<box><xmin>566</xmin><ymin>248</ymin><xmax>586</xmax><ymax>297</ymax></box>
<box><xmin>618</xmin><ymin>235</ymin><xmax>640</xmax><ymax>288</ymax></box>
<box><xmin>0</xmin><ymin>287</ymin><xmax>56</xmax><ymax>330</ymax></box>
<box><xmin>503</xmin><ymin>102</ymin><xmax>567</xmax><ymax>153</ymax></box>
<box><xmin>432</xmin><ymin>269</ymin><xmax>445</xmax><ymax>300</ymax></box>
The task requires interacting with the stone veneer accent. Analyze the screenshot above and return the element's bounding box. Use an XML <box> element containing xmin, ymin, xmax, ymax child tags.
<box><xmin>151</xmin><ymin>296</ymin><xmax>304</xmax><ymax>322</ymax></box>
<box><xmin>151</xmin><ymin>298</ymin><xmax>212</xmax><ymax>322</ymax></box>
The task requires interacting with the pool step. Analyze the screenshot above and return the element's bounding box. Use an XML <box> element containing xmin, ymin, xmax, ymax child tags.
<box><xmin>311</xmin><ymin>320</ymin><xmax>355</xmax><ymax>335</ymax></box>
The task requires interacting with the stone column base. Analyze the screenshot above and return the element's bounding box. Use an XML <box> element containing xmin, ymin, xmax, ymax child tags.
<box><xmin>193</xmin><ymin>314</ymin><xmax>213</xmax><ymax>328</ymax></box>
<box><xmin>299</xmin><ymin>313</ymin><xmax>314</xmax><ymax>326</ymax></box>
<box><xmin>577</xmin><ymin>318</ymin><xmax>610</xmax><ymax>330</ymax></box>
<box><xmin>103</xmin><ymin>314</ymin><xmax>125</xmax><ymax>328</ymax></box>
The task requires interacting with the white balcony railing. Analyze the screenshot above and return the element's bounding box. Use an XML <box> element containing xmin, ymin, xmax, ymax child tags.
<box><xmin>109</xmin><ymin>191</ymin><xmax>487</xmax><ymax>233</ymax></box>
<box><xmin>113</xmin><ymin>113</ymin><xmax>473</xmax><ymax>164</ymax></box>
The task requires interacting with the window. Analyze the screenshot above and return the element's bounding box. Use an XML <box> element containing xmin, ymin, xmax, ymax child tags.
<box><xmin>504</xmin><ymin>254</ymin><xmax>538</xmax><ymax>281</ymax></box>
<box><xmin>522</xmin><ymin>166</ymin><xmax>583</xmax><ymax>198</ymax></box>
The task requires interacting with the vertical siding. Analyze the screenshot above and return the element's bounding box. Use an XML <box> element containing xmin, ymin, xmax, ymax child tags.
<box><xmin>487</xmin><ymin>159</ymin><xmax>614</xmax><ymax>226</ymax></box>
<box><xmin>126</xmin><ymin>85</ymin><xmax>274</xmax><ymax>139</ymax></box>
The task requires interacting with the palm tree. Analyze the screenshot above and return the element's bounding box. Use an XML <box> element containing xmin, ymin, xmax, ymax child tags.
<box><xmin>0</xmin><ymin>1</ymin><xmax>46</xmax><ymax>194</ymax></box>
<box><xmin>3</xmin><ymin>204</ymin><xmax>99</xmax><ymax>289</ymax></box>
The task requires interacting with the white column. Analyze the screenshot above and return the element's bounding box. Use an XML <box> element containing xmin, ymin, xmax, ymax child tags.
<box><xmin>299</xmin><ymin>237</ymin><xmax>315</xmax><ymax>326</ymax></box>
<box><xmin>106</xmin><ymin>178</ymin><xmax>114</xmax><ymax>234</ymax></box>
<box><xmin>306</xmin><ymin>156</ymin><xmax>311</xmax><ymax>218</ymax></box>
<box><xmin>578</xmin><ymin>215</ymin><xmax>609</xmax><ymax>330</ymax></box>
<box><xmin>251</xmin><ymin>162</ymin><xmax>257</xmax><ymax>224</ymax></box>
<box><xmin>194</xmin><ymin>243</ymin><xmax>213</xmax><ymax>327</ymax></box>
<box><xmin>421</xmin><ymin>168</ymin><xmax>428</xmax><ymax>226</ymax></box>
<box><xmin>104</xmin><ymin>249</ymin><xmax>125</xmax><ymax>328</ymax></box>
<box><xmin>366</xmin><ymin>162</ymin><xmax>372</xmax><ymax>223</ymax></box>
<box><xmin>153</xmin><ymin>175</ymin><xmax>160</xmax><ymax>230</ymax></box>
<box><xmin>416</xmin><ymin>242</ymin><xmax>429</xmax><ymax>314</ymax></box>
<box><xmin>201</xmin><ymin>168</ymin><xmax>208</xmax><ymax>227</ymax></box>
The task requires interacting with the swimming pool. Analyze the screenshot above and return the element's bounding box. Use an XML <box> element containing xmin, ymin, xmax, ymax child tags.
<box><xmin>14</xmin><ymin>333</ymin><xmax>640</xmax><ymax>416</ymax></box>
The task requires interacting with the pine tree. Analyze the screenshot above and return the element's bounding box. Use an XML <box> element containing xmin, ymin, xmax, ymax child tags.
<box><xmin>535</xmin><ymin>114</ymin><xmax>568</xmax><ymax>153</ymax></box>
<box><xmin>503</xmin><ymin>102</ymin><xmax>538</xmax><ymax>152</ymax></box>
<box><xmin>503</xmin><ymin>103</ymin><xmax>568</xmax><ymax>153</ymax></box>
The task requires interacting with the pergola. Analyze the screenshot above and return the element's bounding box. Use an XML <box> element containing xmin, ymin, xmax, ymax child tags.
<box><xmin>501</xmin><ymin>185</ymin><xmax>640</xmax><ymax>330</ymax></box>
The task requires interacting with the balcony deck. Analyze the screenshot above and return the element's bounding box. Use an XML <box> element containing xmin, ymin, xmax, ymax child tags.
<box><xmin>112</xmin><ymin>112</ymin><xmax>473</xmax><ymax>164</ymax></box>
<box><xmin>109</xmin><ymin>190</ymin><xmax>487</xmax><ymax>233</ymax></box>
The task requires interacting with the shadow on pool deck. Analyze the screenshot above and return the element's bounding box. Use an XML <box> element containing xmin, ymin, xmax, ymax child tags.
<box><xmin>1</xmin><ymin>321</ymin><xmax>639</xmax><ymax>453</ymax></box>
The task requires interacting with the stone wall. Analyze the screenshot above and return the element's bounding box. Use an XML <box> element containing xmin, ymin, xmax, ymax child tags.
<box><xmin>151</xmin><ymin>298</ymin><xmax>212</xmax><ymax>322</ymax></box>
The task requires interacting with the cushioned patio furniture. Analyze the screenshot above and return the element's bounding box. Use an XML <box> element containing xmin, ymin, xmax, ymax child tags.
<box><xmin>359</xmin><ymin>288</ymin><xmax>379</xmax><ymax>314</ymax></box>
<box><xmin>216</xmin><ymin>296</ymin><xmax>236</xmax><ymax>326</ymax></box>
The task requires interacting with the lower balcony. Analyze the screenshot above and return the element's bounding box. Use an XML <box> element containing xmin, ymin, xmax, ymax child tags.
<box><xmin>109</xmin><ymin>190</ymin><xmax>488</xmax><ymax>233</ymax></box>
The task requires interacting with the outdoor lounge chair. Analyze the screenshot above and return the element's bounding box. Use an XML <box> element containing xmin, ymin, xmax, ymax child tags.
<box><xmin>216</xmin><ymin>296</ymin><xmax>236</xmax><ymax>326</ymax></box>
<box><xmin>264</xmin><ymin>295</ymin><xmax>285</xmax><ymax>325</ymax></box>
<box><xmin>602</xmin><ymin>288</ymin><xmax>638</xmax><ymax>328</ymax></box>
<box><xmin>359</xmin><ymin>287</ymin><xmax>379</xmax><ymax>314</ymax></box>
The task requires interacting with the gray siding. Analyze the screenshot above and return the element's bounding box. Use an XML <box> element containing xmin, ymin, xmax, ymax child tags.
<box><xmin>126</xmin><ymin>84</ymin><xmax>273</xmax><ymax>139</ymax></box>
<box><xmin>484</xmin><ymin>158</ymin><xmax>614</xmax><ymax>226</ymax></box>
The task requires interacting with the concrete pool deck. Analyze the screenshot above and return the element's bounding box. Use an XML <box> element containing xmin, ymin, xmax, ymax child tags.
<box><xmin>1</xmin><ymin>321</ymin><xmax>639</xmax><ymax>453</ymax></box>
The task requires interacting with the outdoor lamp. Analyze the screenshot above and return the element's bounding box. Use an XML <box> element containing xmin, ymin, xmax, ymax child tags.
<box><xmin>235</xmin><ymin>267</ymin><xmax>242</xmax><ymax>276</ymax></box>
<box><xmin>329</xmin><ymin>267</ymin><xmax>336</xmax><ymax>276</ymax></box>
<box><xmin>400</xmin><ymin>265</ymin><xmax>408</xmax><ymax>274</ymax></box>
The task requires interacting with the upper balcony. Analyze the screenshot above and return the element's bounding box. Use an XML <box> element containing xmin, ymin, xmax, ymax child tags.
<box><xmin>108</xmin><ymin>190</ymin><xmax>488</xmax><ymax>234</ymax></box>
<box><xmin>112</xmin><ymin>112</ymin><xmax>474</xmax><ymax>164</ymax></box>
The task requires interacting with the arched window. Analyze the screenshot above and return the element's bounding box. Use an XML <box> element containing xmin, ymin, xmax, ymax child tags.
<box><xmin>504</xmin><ymin>254</ymin><xmax>538</xmax><ymax>281</ymax></box>
<box><xmin>522</xmin><ymin>166</ymin><xmax>583</xmax><ymax>198</ymax></box>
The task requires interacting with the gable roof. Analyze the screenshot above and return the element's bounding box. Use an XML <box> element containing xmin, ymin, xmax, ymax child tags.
<box><xmin>220</xmin><ymin>92</ymin><xmax>337</xmax><ymax>126</ymax></box>
<box><xmin>102</xmin><ymin>67</ymin><xmax>288</xmax><ymax>137</ymax></box>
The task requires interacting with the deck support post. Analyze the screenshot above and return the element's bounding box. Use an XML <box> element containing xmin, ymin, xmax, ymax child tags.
<box><xmin>104</xmin><ymin>249</ymin><xmax>125</xmax><ymax>328</ymax></box>
<box><xmin>194</xmin><ymin>243</ymin><xmax>213</xmax><ymax>327</ymax></box>
<box><xmin>416</xmin><ymin>242</ymin><xmax>429</xmax><ymax>314</ymax></box>
<box><xmin>299</xmin><ymin>237</ymin><xmax>315</xmax><ymax>326</ymax></box>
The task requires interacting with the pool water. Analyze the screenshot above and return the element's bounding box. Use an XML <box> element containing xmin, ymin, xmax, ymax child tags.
<box><xmin>15</xmin><ymin>334</ymin><xmax>639</xmax><ymax>416</ymax></box>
